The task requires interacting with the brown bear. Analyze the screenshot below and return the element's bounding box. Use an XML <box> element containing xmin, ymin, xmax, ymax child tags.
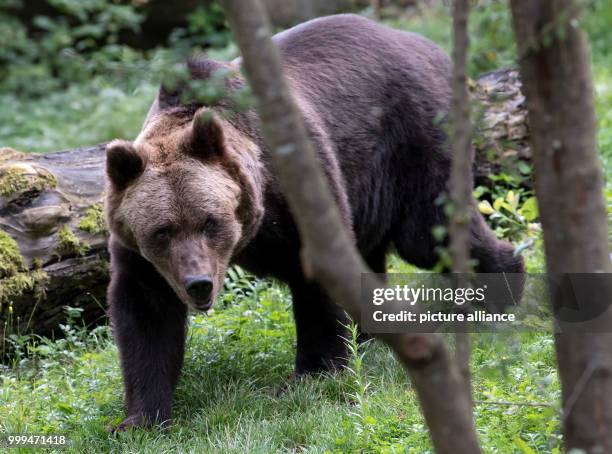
<box><xmin>105</xmin><ymin>14</ymin><xmax>523</xmax><ymax>431</ymax></box>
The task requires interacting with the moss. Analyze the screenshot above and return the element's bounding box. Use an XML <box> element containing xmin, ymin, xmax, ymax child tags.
<box><xmin>0</xmin><ymin>165</ymin><xmax>57</xmax><ymax>198</ymax></box>
<box><xmin>0</xmin><ymin>230</ymin><xmax>48</xmax><ymax>312</ymax></box>
<box><xmin>57</xmin><ymin>225</ymin><xmax>90</xmax><ymax>257</ymax></box>
<box><xmin>0</xmin><ymin>273</ymin><xmax>35</xmax><ymax>308</ymax></box>
<box><xmin>78</xmin><ymin>204</ymin><xmax>107</xmax><ymax>235</ymax></box>
<box><xmin>0</xmin><ymin>269</ymin><xmax>48</xmax><ymax>312</ymax></box>
<box><xmin>0</xmin><ymin>230</ymin><xmax>25</xmax><ymax>278</ymax></box>
<box><xmin>0</xmin><ymin>167</ymin><xmax>29</xmax><ymax>196</ymax></box>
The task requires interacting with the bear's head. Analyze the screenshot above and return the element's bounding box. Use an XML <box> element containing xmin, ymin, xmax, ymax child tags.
<box><xmin>105</xmin><ymin>105</ymin><xmax>264</xmax><ymax>311</ymax></box>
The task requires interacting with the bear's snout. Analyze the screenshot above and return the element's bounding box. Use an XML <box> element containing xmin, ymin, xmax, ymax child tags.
<box><xmin>184</xmin><ymin>275</ymin><xmax>214</xmax><ymax>309</ymax></box>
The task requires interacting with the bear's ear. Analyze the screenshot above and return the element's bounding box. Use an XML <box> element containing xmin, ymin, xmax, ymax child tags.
<box><xmin>106</xmin><ymin>140</ymin><xmax>147</xmax><ymax>190</ymax></box>
<box><xmin>158</xmin><ymin>80</ymin><xmax>182</xmax><ymax>109</ymax></box>
<box><xmin>188</xmin><ymin>110</ymin><xmax>225</xmax><ymax>159</ymax></box>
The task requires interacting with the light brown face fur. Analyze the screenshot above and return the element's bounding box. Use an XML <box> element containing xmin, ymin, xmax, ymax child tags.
<box><xmin>106</xmin><ymin>108</ymin><xmax>259</xmax><ymax>311</ymax></box>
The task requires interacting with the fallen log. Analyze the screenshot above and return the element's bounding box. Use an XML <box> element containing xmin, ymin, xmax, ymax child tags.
<box><xmin>0</xmin><ymin>68</ymin><xmax>529</xmax><ymax>343</ymax></box>
<box><xmin>0</xmin><ymin>145</ymin><xmax>109</xmax><ymax>346</ymax></box>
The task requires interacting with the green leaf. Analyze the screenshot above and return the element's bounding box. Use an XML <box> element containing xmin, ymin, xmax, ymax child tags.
<box><xmin>513</xmin><ymin>437</ymin><xmax>536</xmax><ymax>454</ymax></box>
<box><xmin>518</xmin><ymin>161</ymin><xmax>532</xmax><ymax>175</ymax></box>
<box><xmin>506</xmin><ymin>190</ymin><xmax>519</xmax><ymax>210</ymax></box>
<box><xmin>431</xmin><ymin>225</ymin><xmax>447</xmax><ymax>242</ymax></box>
<box><xmin>478</xmin><ymin>200</ymin><xmax>495</xmax><ymax>215</ymax></box>
<box><xmin>363</xmin><ymin>415</ymin><xmax>377</xmax><ymax>425</ymax></box>
<box><xmin>473</xmin><ymin>185</ymin><xmax>488</xmax><ymax>198</ymax></box>
<box><xmin>520</xmin><ymin>196</ymin><xmax>539</xmax><ymax>222</ymax></box>
<box><xmin>57</xmin><ymin>403</ymin><xmax>74</xmax><ymax>414</ymax></box>
<box><xmin>493</xmin><ymin>197</ymin><xmax>504</xmax><ymax>211</ymax></box>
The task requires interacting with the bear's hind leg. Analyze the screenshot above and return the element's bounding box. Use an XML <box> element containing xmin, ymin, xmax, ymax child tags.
<box><xmin>469</xmin><ymin>212</ymin><xmax>524</xmax><ymax>273</ymax></box>
<box><xmin>289</xmin><ymin>282</ymin><xmax>350</xmax><ymax>376</ymax></box>
<box><xmin>392</xmin><ymin>212</ymin><xmax>442</xmax><ymax>271</ymax></box>
<box><xmin>107</xmin><ymin>240</ymin><xmax>187</xmax><ymax>432</ymax></box>
<box><xmin>393</xmin><ymin>203</ymin><xmax>523</xmax><ymax>273</ymax></box>
<box><xmin>366</xmin><ymin>246</ymin><xmax>388</xmax><ymax>275</ymax></box>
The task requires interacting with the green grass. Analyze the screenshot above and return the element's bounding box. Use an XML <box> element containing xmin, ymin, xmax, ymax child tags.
<box><xmin>0</xmin><ymin>43</ymin><xmax>238</xmax><ymax>153</ymax></box>
<box><xmin>0</xmin><ymin>270</ymin><xmax>561</xmax><ymax>453</ymax></box>
<box><xmin>0</xmin><ymin>80</ymin><xmax>157</xmax><ymax>153</ymax></box>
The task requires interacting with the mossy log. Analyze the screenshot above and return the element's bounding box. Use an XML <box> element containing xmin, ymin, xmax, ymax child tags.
<box><xmin>0</xmin><ymin>68</ymin><xmax>529</xmax><ymax>344</ymax></box>
<box><xmin>0</xmin><ymin>145</ymin><xmax>109</xmax><ymax>346</ymax></box>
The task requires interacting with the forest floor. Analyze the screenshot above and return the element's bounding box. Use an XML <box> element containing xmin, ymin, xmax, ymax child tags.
<box><xmin>1</xmin><ymin>255</ymin><xmax>561</xmax><ymax>453</ymax></box>
<box><xmin>1</xmin><ymin>2</ymin><xmax>612</xmax><ymax>453</ymax></box>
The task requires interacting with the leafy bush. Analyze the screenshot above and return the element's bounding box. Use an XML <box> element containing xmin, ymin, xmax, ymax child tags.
<box><xmin>478</xmin><ymin>189</ymin><xmax>540</xmax><ymax>241</ymax></box>
<box><xmin>0</xmin><ymin>0</ymin><xmax>146</xmax><ymax>96</ymax></box>
<box><xmin>168</xmin><ymin>3</ymin><xmax>230</xmax><ymax>51</ymax></box>
<box><xmin>0</xmin><ymin>0</ymin><xmax>241</xmax><ymax>151</ymax></box>
<box><xmin>585</xmin><ymin>0</ymin><xmax>612</xmax><ymax>64</ymax></box>
<box><xmin>469</xmin><ymin>0</ymin><xmax>516</xmax><ymax>74</ymax></box>
<box><xmin>386</xmin><ymin>0</ymin><xmax>516</xmax><ymax>76</ymax></box>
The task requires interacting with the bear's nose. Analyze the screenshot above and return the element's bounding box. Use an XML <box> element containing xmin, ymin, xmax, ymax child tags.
<box><xmin>184</xmin><ymin>275</ymin><xmax>213</xmax><ymax>302</ymax></box>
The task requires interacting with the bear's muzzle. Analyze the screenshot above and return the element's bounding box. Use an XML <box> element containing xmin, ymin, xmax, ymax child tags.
<box><xmin>184</xmin><ymin>275</ymin><xmax>214</xmax><ymax>309</ymax></box>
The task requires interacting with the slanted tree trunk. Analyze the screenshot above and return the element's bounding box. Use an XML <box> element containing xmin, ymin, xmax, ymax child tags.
<box><xmin>510</xmin><ymin>0</ymin><xmax>612</xmax><ymax>452</ymax></box>
<box><xmin>219</xmin><ymin>0</ymin><xmax>482</xmax><ymax>451</ymax></box>
<box><xmin>0</xmin><ymin>68</ymin><xmax>529</xmax><ymax>349</ymax></box>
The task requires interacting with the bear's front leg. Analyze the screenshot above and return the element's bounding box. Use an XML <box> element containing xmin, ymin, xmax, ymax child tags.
<box><xmin>107</xmin><ymin>239</ymin><xmax>187</xmax><ymax>432</ymax></box>
<box><xmin>289</xmin><ymin>282</ymin><xmax>350</xmax><ymax>375</ymax></box>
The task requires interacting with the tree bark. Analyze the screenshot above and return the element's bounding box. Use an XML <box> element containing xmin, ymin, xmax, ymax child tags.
<box><xmin>449</xmin><ymin>0</ymin><xmax>473</xmax><ymax>404</ymax></box>
<box><xmin>219</xmin><ymin>0</ymin><xmax>481</xmax><ymax>452</ymax></box>
<box><xmin>450</xmin><ymin>0</ymin><xmax>472</xmax><ymax>276</ymax></box>
<box><xmin>510</xmin><ymin>1</ymin><xmax>612</xmax><ymax>452</ymax></box>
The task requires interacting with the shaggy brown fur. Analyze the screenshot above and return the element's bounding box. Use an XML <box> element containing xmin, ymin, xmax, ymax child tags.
<box><xmin>105</xmin><ymin>14</ymin><xmax>523</xmax><ymax>431</ymax></box>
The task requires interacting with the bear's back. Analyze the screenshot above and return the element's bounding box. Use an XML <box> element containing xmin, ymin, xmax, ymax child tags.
<box><xmin>273</xmin><ymin>14</ymin><xmax>452</xmax><ymax>120</ymax></box>
<box><xmin>271</xmin><ymin>14</ymin><xmax>452</xmax><ymax>173</ymax></box>
<box><xmin>269</xmin><ymin>14</ymin><xmax>454</xmax><ymax>251</ymax></box>
<box><xmin>274</xmin><ymin>14</ymin><xmax>450</xmax><ymax>86</ymax></box>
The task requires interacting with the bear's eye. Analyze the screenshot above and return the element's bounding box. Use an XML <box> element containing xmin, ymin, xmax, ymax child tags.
<box><xmin>201</xmin><ymin>217</ymin><xmax>219</xmax><ymax>235</ymax></box>
<box><xmin>152</xmin><ymin>226</ymin><xmax>173</xmax><ymax>244</ymax></box>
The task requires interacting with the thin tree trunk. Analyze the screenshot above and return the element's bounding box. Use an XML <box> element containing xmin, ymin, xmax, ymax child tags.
<box><xmin>449</xmin><ymin>0</ymin><xmax>473</xmax><ymax>404</ymax></box>
<box><xmin>219</xmin><ymin>0</ymin><xmax>482</xmax><ymax>452</ymax></box>
<box><xmin>510</xmin><ymin>1</ymin><xmax>612</xmax><ymax>452</ymax></box>
<box><xmin>449</xmin><ymin>0</ymin><xmax>472</xmax><ymax>275</ymax></box>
